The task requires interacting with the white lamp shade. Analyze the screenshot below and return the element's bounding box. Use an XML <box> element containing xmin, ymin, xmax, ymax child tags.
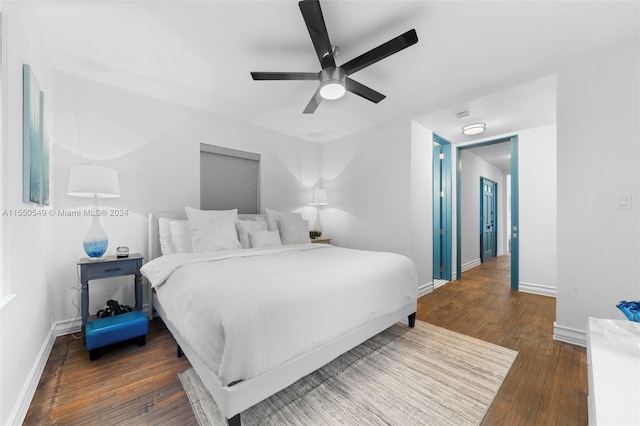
<box><xmin>68</xmin><ymin>165</ymin><xmax>121</xmax><ymax>198</ymax></box>
<box><xmin>309</xmin><ymin>188</ymin><xmax>328</xmax><ymax>206</ymax></box>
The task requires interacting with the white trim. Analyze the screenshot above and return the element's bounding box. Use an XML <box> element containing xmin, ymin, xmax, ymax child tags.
<box><xmin>461</xmin><ymin>258</ymin><xmax>481</xmax><ymax>272</ymax></box>
<box><xmin>0</xmin><ymin>9</ymin><xmax>8</xmax><ymax>297</ymax></box>
<box><xmin>55</xmin><ymin>318</ymin><xmax>81</xmax><ymax>336</ymax></box>
<box><xmin>433</xmin><ymin>279</ymin><xmax>448</xmax><ymax>290</ymax></box>
<box><xmin>519</xmin><ymin>282</ymin><xmax>557</xmax><ymax>297</ymax></box>
<box><xmin>553</xmin><ymin>322</ymin><xmax>586</xmax><ymax>347</ymax></box>
<box><xmin>7</xmin><ymin>322</ymin><xmax>56</xmax><ymax>426</ymax></box>
<box><xmin>417</xmin><ymin>281</ymin><xmax>433</xmax><ymax>298</ymax></box>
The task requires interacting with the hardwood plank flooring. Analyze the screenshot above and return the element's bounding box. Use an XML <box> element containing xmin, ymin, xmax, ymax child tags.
<box><xmin>25</xmin><ymin>255</ymin><xmax>587</xmax><ymax>425</ymax></box>
<box><xmin>418</xmin><ymin>255</ymin><xmax>588</xmax><ymax>425</ymax></box>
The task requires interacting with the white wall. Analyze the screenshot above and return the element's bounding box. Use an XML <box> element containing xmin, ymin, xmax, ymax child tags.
<box><xmin>459</xmin><ymin>150</ymin><xmax>506</xmax><ymax>269</ymax></box>
<box><xmin>321</xmin><ymin>119</ymin><xmax>413</xmax><ymax>254</ymax></box>
<box><xmin>410</xmin><ymin>121</ymin><xmax>433</xmax><ymax>292</ymax></box>
<box><xmin>0</xmin><ymin>4</ymin><xmax>56</xmax><ymax>425</ymax></box>
<box><xmin>320</xmin><ymin>118</ymin><xmax>433</xmax><ymax>290</ymax></box>
<box><xmin>555</xmin><ymin>40</ymin><xmax>639</xmax><ymax>345</ymax></box>
<box><xmin>50</xmin><ymin>72</ymin><xmax>322</xmax><ymax>322</ymax></box>
<box><xmin>519</xmin><ymin>124</ymin><xmax>557</xmax><ymax>296</ymax></box>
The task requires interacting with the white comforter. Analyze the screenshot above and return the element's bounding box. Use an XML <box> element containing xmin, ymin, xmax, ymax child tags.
<box><xmin>142</xmin><ymin>244</ymin><xmax>417</xmax><ymax>386</ymax></box>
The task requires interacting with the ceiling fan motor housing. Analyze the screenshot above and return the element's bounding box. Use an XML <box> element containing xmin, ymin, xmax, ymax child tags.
<box><xmin>319</xmin><ymin>67</ymin><xmax>346</xmax><ymax>100</ymax></box>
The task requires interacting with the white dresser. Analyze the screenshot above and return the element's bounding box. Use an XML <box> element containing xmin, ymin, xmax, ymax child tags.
<box><xmin>586</xmin><ymin>317</ymin><xmax>640</xmax><ymax>425</ymax></box>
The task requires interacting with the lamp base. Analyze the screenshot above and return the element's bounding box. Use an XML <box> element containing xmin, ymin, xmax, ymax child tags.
<box><xmin>83</xmin><ymin>239</ymin><xmax>108</xmax><ymax>259</ymax></box>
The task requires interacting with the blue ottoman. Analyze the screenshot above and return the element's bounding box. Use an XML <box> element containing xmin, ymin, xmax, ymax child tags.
<box><xmin>85</xmin><ymin>311</ymin><xmax>148</xmax><ymax>361</ymax></box>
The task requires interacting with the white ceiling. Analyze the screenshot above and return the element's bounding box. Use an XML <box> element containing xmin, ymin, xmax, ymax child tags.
<box><xmin>24</xmin><ymin>0</ymin><xmax>639</xmax><ymax>144</ymax></box>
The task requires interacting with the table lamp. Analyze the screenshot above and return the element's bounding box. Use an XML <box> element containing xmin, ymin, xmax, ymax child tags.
<box><xmin>309</xmin><ymin>188</ymin><xmax>328</xmax><ymax>239</ymax></box>
<box><xmin>68</xmin><ymin>165</ymin><xmax>120</xmax><ymax>259</ymax></box>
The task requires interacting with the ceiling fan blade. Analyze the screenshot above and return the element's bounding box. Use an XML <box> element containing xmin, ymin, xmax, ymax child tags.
<box><xmin>341</xmin><ymin>29</ymin><xmax>418</xmax><ymax>76</ymax></box>
<box><xmin>303</xmin><ymin>88</ymin><xmax>323</xmax><ymax>114</ymax></box>
<box><xmin>299</xmin><ymin>0</ymin><xmax>336</xmax><ymax>69</ymax></box>
<box><xmin>345</xmin><ymin>77</ymin><xmax>385</xmax><ymax>103</ymax></box>
<box><xmin>251</xmin><ymin>72</ymin><xmax>319</xmax><ymax>81</ymax></box>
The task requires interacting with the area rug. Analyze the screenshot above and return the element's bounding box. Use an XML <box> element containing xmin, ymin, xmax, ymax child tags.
<box><xmin>179</xmin><ymin>321</ymin><xmax>518</xmax><ymax>425</ymax></box>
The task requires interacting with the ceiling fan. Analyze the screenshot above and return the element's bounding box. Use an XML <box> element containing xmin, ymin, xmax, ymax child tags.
<box><xmin>250</xmin><ymin>0</ymin><xmax>418</xmax><ymax>114</ymax></box>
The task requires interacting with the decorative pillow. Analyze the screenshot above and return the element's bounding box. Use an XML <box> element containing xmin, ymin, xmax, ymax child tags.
<box><xmin>249</xmin><ymin>230</ymin><xmax>282</xmax><ymax>248</ymax></box>
<box><xmin>236</xmin><ymin>219</ymin><xmax>268</xmax><ymax>249</ymax></box>
<box><xmin>250</xmin><ymin>230</ymin><xmax>282</xmax><ymax>248</ymax></box>
<box><xmin>188</xmin><ymin>215</ymin><xmax>242</xmax><ymax>252</ymax></box>
<box><xmin>277</xmin><ymin>216</ymin><xmax>310</xmax><ymax>245</ymax></box>
<box><xmin>158</xmin><ymin>218</ymin><xmax>176</xmax><ymax>255</ymax></box>
<box><xmin>169</xmin><ymin>220</ymin><xmax>193</xmax><ymax>253</ymax></box>
<box><xmin>185</xmin><ymin>206</ymin><xmax>238</xmax><ymax>223</ymax></box>
<box><xmin>265</xmin><ymin>208</ymin><xmax>302</xmax><ymax>232</ymax></box>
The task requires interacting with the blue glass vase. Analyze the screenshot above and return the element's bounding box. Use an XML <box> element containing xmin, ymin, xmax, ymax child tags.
<box><xmin>83</xmin><ymin>214</ymin><xmax>108</xmax><ymax>259</ymax></box>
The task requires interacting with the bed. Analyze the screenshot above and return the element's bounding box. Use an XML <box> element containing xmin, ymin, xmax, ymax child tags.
<box><xmin>143</xmin><ymin>211</ymin><xmax>418</xmax><ymax>425</ymax></box>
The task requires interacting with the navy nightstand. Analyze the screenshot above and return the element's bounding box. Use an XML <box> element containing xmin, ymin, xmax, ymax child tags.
<box><xmin>78</xmin><ymin>254</ymin><xmax>148</xmax><ymax>360</ymax></box>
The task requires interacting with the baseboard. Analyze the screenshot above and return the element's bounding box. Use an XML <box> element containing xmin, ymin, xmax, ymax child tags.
<box><xmin>461</xmin><ymin>258</ymin><xmax>481</xmax><ymax>272</ymax></box>
<box><xmin>519</xmin><ymin>282</ymin><xmax>556</xmax><ymax>297</ymax></box>
<box><xmin>418</xmin><ymin>281</ymin><xmax>433</xmax><ymax>298</ymax></box>
<box><xmin>433</xmin><ymin>279</ymin><xmax>448</xmax><ymax>290</ymax></box>
<box><xmin>7</xmin><ymin>322</ymin><xmax>56</xmax><ymax>426</ymax></box>
<box><xmin>55</xmin><ymin>317</ymin><xmax>82</xmax><ymax>336</ymax></box>
<box><xmin>553</xmin><ymin>322</ymin><xmax>586</xmax><ymax>347</ymax></box>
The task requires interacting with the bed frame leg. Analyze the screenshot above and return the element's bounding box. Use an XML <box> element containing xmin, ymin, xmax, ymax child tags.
<box><xmin>177</xmin><ymin>344</ymin><xmax>183</xmax><ymax>358</ymax></box>
<box><xmin>226</xmin><ymin>414</ymin><xmax>241</xmax><ymax>426</ymax></box>
<box><xmin>408</xmin><ymin>312</ymin><xmax>416</xmax><ymax>328</ymax></box>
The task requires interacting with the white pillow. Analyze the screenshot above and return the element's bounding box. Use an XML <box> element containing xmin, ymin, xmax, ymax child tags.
<box><xmin>158</xmin><ymin>218</ymin><xmax>176</xmax><ymax>255</ymax></box>
<box><xmin>250</xmin><ymin>230</ymin><xmax>282</xmax><ymax>248</ymax></box>
<box><xmin>185</xmin><ymin>206</ymin><xmax>238</xmax><ymax>223</ymax></box>
<box><xmin>169</xmin><ymin>220</ymin><xmax>193</xmax><ymax>253</ymax></box>
<box><xmin>188</xmin><ymin>215</ymin><xmax>242</xmax><ymax>252</ymax></box>
<box><xmin>265</xmin><ymin>208</ymin><xmax>302</xmax><ymax>232</ymax></box>
<box><xmin>236</xmin><ymin>219</ymin><xmax>268</xmax><ymax>249</ymax></box>
<box><xmin>277</xmin><ymin>217</ymin><xmax>310</xmax><ymax>245</ymax></box>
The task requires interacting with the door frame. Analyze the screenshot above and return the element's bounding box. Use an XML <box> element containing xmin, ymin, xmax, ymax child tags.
<box><xmin>456</xmin><ymin>135</ymin><xmax>519</xmax><ymax>290</ymax></box>
<box><xmin>433</xmin><ymin>134</ymin><xmax>452</xmax><ymax>281</ymax></box>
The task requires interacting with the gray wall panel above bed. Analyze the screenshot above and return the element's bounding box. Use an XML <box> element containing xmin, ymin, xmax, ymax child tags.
<box><xmin>200</xmin><ymin>144</ymin><xmax>260</xmax><ymax>214</ymax></box>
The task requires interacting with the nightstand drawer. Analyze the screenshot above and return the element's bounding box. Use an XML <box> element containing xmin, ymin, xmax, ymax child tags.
<box><xmin>79</xmin><ymin>254</ymin><xmax>143</xmax><ymax>281</ymax></box>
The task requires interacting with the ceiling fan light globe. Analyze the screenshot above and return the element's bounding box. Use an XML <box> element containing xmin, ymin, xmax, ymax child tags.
<box><xmin>320</xmin><ymin>81</ymin><xmax>345</xmax><ymax>100</ymax></box>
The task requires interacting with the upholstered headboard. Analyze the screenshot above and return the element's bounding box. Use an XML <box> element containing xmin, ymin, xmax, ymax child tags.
<box><xmin>147</xmin><ymin>212</ymin><xmax>267</xmax><ymax>261</ymax></box>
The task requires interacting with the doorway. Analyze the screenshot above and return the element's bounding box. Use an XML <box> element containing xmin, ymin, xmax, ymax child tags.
<box><xmin>433</xmin><ymin>134</ymin><xmax>452</xmax><ymax>285</ymax></box>
<box><xmin>456</xmin><ymin>135</ymin><xmax>519</xmax><ymax>290</ymax></box>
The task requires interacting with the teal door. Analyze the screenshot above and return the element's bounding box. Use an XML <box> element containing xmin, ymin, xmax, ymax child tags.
<box><xmin>480</xmin><ymin>177</ymin><xmax>497</xmax><ymax>262</ymax></box>
<box><xmin>433</xmin><ymin>135</ymin><xmax>452</xmax><ymax>280</ymax></box>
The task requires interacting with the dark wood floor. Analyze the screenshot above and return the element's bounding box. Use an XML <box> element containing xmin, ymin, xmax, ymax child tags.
<box><xmin>25</xmin><ymin>255</ymin><xmax>587</xmax><ymax>425</ymax></box>
<box><xmin>418</xmin><ymin>255</ymin><xmax>587</xmax><ymax>425</ymax></box>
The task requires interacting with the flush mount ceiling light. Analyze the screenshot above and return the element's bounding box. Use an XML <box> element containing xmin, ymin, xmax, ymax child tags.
<box><xmin>462</xmin><ymin>122</ymin><xmax>486</xmax><ymax>135</ymax></box>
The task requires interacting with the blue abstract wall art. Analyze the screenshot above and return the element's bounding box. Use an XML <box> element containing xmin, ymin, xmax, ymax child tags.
<box><xmin>23</xmin><ymin>64</ymin><xmax>49</xmax><ymax>206</ymax></box>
